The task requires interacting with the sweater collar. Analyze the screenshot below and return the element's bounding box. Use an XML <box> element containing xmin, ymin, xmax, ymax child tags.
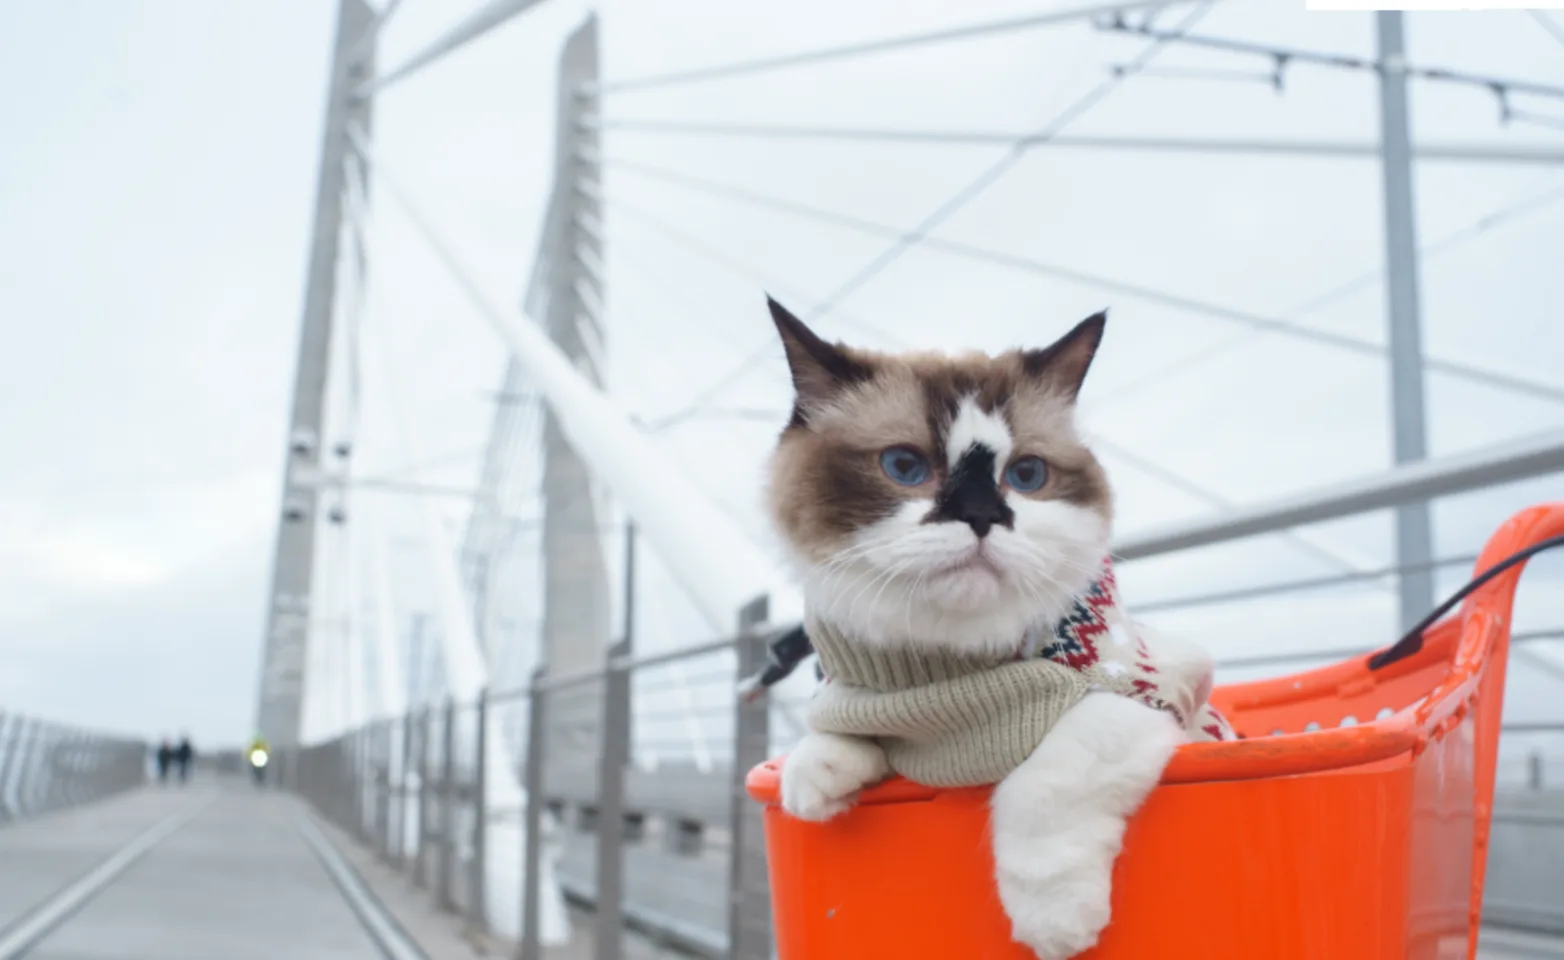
<box><xmin>808</xmin><ymin>555</ymin><xmax>1119</xmax><ymax>694</ymax></box>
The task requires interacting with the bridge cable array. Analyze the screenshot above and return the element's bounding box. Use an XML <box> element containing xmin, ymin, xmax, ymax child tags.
<box><xmin>1535</xmin><ymin>11</ymin><xmax>1564</xmax><ymax>50</ymax></box>
<box><xmin>633</xmin><ymin>2</ymin><xmax>1218</xmax><ymax>433</ymax></box>
<box><xmin>338</xmin><ymin>0</ymin><xmax>1564</xmax><ymax>672</ymax></box>
<box><xmin>598</xmin><ymin>156</ymin><xmax>1564</xmax><ymax>422</ymax></box>
<box><xmin>580</xmin><ymin>4</ymin><xmax>1564</xmax><ymax>429</ymax></box>
<box><xmin>581</xmin><ymin>0</ymin><xmax>1201</xmax><ymax>97</ymax></box>
<box><xmin>606</xmin><ymin>193</ymin><xmax>1386</xmax><ymax>582</ymax></box>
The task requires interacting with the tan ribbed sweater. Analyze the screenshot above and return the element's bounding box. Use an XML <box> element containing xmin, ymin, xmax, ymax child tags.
<box><xmin>804</xmin><ymin>559</ymin><xmax>1235</xmax><ymax>789</ymax></box>
<box><xmin>806</xmin><ymin>618</ymin><xmax>1090</xmax><ymax>788</ymax></box>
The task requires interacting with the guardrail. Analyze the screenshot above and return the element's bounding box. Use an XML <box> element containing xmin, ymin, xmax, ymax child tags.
<box><xmin>292</xmin><ymin>445</ymin><xmax>1564</xmax><ymax>956</ymax></box>
<box><xmin>0</xmin><ymin>711</ymin><xmax>149</xmax><ymax>825</ymax></box>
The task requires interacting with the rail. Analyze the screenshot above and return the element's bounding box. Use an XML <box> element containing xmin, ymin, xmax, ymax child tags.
<box><xmin>277</xmin><ymin>2</ymin><xmax>1564</xmax><ymax>956</ymax></box>
<box><xmin>0</xmin><ymin>711</ymin><xmax>149</xmax><ymax>825</ymax></box>
<box><xmin>290</xmin><ymin>451</ymin><xmax>1564</xmax><ymax>957</ymax></box>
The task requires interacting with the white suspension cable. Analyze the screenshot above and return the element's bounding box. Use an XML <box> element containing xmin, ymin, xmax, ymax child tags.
<box><xmin>347</xmin><ymin>124</ymin><xmax>802</xmax><ymax>634</ymax></box>
<box><xmin>350</xmin><ymin>139</ymin><xmax>569</xmax><ymax>943</ymax></box>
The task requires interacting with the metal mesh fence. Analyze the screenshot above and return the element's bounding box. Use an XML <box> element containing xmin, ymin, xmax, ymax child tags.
<box><xmin>0</xmin><ymin>712</ymin><xmax>148</xmax><ymax>824</ymax></box>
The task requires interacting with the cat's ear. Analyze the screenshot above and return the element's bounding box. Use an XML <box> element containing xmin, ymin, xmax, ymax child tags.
<box><xmin>1021</xmin><ymin>310</ymin><xmax>1106</xmax><ymax>399</ymax></box>
<box><xmin>768</xmin><ymin>295</ymin><xmax>872</xmax><ymax>422</ymax></box>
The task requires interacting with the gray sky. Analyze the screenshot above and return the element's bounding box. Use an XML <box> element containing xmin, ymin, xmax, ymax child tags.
<box><xmin>1</xmin><ymin>0</ymin><xmax>1562</xmax><ymax>750</ymax></box>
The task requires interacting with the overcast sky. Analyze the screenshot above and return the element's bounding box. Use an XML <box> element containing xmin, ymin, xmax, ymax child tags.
<box><xmin>1</xmin><ymin>0</ymin><xmax>1561</xmax><ymax>756</ymax></box>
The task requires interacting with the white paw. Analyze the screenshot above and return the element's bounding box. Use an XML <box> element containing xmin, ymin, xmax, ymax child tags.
<box><xmin>991</xmin><ymin>693</ymin><xmax>1183</xmax><ymax>959</ymax></box>
<box><xmin>779</xmin><ymin>732</ymin><xmax>888</xmax><ymax>822</ymax></box>
<box><xmin>995</xmin><ymin>849</ymin><xmax>1115</xmax><ymax>960</ymax></box>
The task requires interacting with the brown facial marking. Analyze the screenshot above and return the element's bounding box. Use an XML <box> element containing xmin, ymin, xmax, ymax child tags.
<box><xmin>765</xmin><ymin>306</ymin><xmax>1114</xmax><ymax>558</ymax></box>
<box><xmin>1021</xmin><ymin>310</ymin><xmax>1107</xmax><ymax>399</ymax></box>
<box><xmin>768</xmin><ymin>296</ymin><xmax>876</xmax><ymax>429</ymax></box>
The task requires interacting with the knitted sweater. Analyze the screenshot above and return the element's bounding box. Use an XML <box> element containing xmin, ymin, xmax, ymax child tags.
<box><xmin>806</xmin><ymin>557</ymin><xmax>1235</xmax><ymax>789</ymax></box>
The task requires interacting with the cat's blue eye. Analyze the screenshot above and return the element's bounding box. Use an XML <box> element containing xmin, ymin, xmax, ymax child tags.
<box><xmin>1005</xmin><ymin>455</ymin><xmax>1048</xmax><ymax>492</ymax></box>
<box><xmin>880</xmin><ymin>446</ymin><xmax>931</xmax><ymax>486</ymax></box>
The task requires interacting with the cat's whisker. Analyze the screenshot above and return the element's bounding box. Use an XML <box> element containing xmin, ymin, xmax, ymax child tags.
<box><xmin>816</xmin><ymin>542</ymin><xmax>882</xmax><ymax>575</ymax></box>
<box><xmin>843</xmin><ymin>556</ymin><xmax>919</xmax><ymax>628</ymax></box>
<box><xmin>903</xmin><ymin>568</ymin><xmax>930</xmax><ymax>639</ymax></box>
<box><xmin>1006</xmin><ymin>539</ymin><xmax>1101</xmax><ymax>579</ymax></box>
<box><xmin>865</xmin><ymin>555</ymin><xmax>923</xmax><ymax>636</ymax></box>
<box><xmin>816</xmin><ymin>564</ymin><xmax>882</xmax><ymax>621</ymax></box>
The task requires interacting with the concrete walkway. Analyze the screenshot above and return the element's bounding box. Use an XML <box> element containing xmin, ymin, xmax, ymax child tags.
<box><xmin>0</xmin><ymin>782</ymin><xmax>489</xmax><ymax>960</ymax></box>
<box><xmin>2</xmin><ymin>783</ymin><xmax>1559</xmax><ymax>960</ymax></box>
<box><xmin>0</xmin><ymin>785</ymin><xmax>385</xmax><ymax>960</ymax></box>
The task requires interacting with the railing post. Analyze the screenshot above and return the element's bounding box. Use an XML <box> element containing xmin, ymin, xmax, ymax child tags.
<box><xmin>468</xmin><ymin>689</ymin><xmax>489</xmax><ymax>935</ymax></box>
<box><xmin>0</xmin><ymin>715</ymin><xmax>21</xmax><ymax>824</ymax></box>
<box><xmin>396</xmin><ymin>710</ymin><xmax>413</xmax><ymax>869</ymax></box>
<box><xmin>594</xmin><ymin>643</ymin><xmax>631</xmax><ymax>960</ymax></box>
<box><xmin>24</xmin><ymin>725</ymin><xmax>53</xmax><ymax>816</ymax></box>
<box><xmin>98</xmin><ymin>739</ymin><xmax>116</xmax><ymax>800</ymax></box>
<box><xmin>324</xmin><ymin>741</ymin><xmax>336</xmax><ymax>819</ymax></box>
<box><xmin>82</xmin><ymin>739</ymin><xmax>100</xmax><ymax>803</ymax></box>
<box><xmin>72</xmin><ymin>736</ymin><xmax>91</xmax><ymax>805</ymax></box>
<box><xmin>339</xmin><ymin>736</ymin><xmax>351</xmax><ymax>829</ymax></box>
<box><xmin>325</xmin><ymin>740</ymin><xmax>339</xmax><ymax>823</ymax></box>
<box><xmin>358</xmin><ymin>727</ymin><xmax>374</xmax><ymax>844</ymax></box>
<box><xmin>1528</xmin><ymin>751</ymin><xmax>1544</xmax><ymax>791</ymax></box>
<box><xmin>37</xmin><ymin>727</ymin><xmax>60</xmax><ymax>815</ymax></box>
<box><xmin>64</xmin><ymin>736</ymin><xmax>86</xmax><ymax>806</ymax></box>
<box><xmin>376</xmin><ymin>720</ymin><xmax>393</xmax><ymax>862</ymax></box>
<box><xmin>75</xmin><ymin>737</ymin><xmax>93</xmax><ymax>804</ymax></box>
<box><xmin>520</xmin><ymin>669</ymin><xmax>548</xmax><ymax>960</ymax></box>
<box><xmin>727</xmin><ymin>596</ymin><xmax>774</xmax><ymax>959</ymax></box>
<box><xmin>351</xmin><ymin>728</ymin><xmax>365</xmax><ymax>844</ymax></box>
<box><xmin>10</xmin><ymin>723</ymin><xmax>36</xmax><ymax>818</ymax></box>
<box><xmin>332</xmin><ymin>739</ymin><xmax>346</xmax><ymax>825</ymax></box>
<box><xmin>67</xmin><ymin>737</ymin><xmax>83</xmax><ymax>805</ymax></box>
<box><xmin>36</xmin><ymin>729</ymin><xmax>56</xmax><ymax>812</ymax></box>
<box><xmin>415</xmin><ymin>706</ymin><xmax>432</xmax><ymax>888</ymax></box>
<box><xmin>48</xmin><ymin>734</ymin><xmax>68</xmax><ymax>810</ymax></box>
<box><xmin>95</xmin><ymin>739</ymin><xmax>112</xmax><ymax>800</ymax></box>
<box><xmin>438</xmin><ymin>697</ymin><xmax>458</xmax><ymax>912</ymax></box>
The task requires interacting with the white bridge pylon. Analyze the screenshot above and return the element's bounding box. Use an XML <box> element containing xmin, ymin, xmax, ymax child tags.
<box><xmin>348</xmin><ymin>125</ymin><xmax>805</xmax><ymax>637</ymax></box>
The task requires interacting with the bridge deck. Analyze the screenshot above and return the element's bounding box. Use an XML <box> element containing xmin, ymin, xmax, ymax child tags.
<box><xmin>0</xmin><ymin>784</ymin><xmax>479</xmax><ymax>960</ymax></box>
<box><xmin>1</xmin><ymin>783</ymin><xmax>1561</xmax><ymax>959</ymax></box>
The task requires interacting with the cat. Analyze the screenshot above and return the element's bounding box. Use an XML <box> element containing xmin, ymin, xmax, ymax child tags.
<box><xmin>762</xmin><ymin>296</ymin><xmax>1231</xmax><ymax>959</ymax></box>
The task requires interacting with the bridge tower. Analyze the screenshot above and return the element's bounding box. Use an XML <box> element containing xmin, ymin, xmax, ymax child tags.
<box><xmin>254</xmin><ymin>0</ymin><xmax>376</xmax><ymax>757</ymax></box>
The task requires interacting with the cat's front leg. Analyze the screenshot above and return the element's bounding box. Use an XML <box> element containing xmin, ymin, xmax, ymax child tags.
<box><xmin>990</xmin><ymin>692</ymin><xmax>1182</xmax><ymax>959</ymax></box>
<box><xmin>780</xmin><ymin>731</ymin><xmax>889</xmax><ymax>822</ymax></box>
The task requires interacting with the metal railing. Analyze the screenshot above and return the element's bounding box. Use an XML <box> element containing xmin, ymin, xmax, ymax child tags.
<box><xmin>294</xmin><ymin>625</ymin><xmax>774</xmax><ymax>959</ymax></box>
<box><xmin>290</xmin><ymin>444</ymin><xmax>1564</xmax><ymax>956</ymax></box>
<box><xmin>0</xmin><ymin>711</ymin><xmax>149</xmax><ymax>825</ymax></box>
<box><xmin>291</xmin><ymin>649</ymin><xmax>1564</xmax><ymax>958</ymax></box>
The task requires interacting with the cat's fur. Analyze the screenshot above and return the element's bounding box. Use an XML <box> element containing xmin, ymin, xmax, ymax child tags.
<box><xmin>764</xmin><ymin>297</ymin><xmax>1185</xmax><ymax>959</ymax></box>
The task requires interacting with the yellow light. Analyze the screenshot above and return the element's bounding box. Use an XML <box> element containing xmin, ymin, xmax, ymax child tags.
<box><xmin>249</xmin><ymin>748</ymin><xmax>269</xmax><ymax>768</ymax></box>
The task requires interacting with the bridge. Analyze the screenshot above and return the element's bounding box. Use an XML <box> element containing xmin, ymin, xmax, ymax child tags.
<box><xmin>3</xmin><ymin>0</ymin><xmax>1564</xmax><ymax>958</ymax></box>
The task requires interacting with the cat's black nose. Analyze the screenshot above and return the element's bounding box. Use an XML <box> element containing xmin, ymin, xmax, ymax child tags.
<box><xmin>953</xmin><ymin>498</ymin><xmax>1008</xmax><ymax>538</ymax></box>
<box><xmin>934</xmin><ymin>445</ymin><xmax>1015</xmax><ymax>537</ymax></box>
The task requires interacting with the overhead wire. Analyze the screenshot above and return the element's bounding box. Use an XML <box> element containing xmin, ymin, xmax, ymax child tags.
<box><xmin>800</xmin><ymin>2</ymin><xmax>1217</xmax><ymax>324</ymax></box>
<box><xmin>585</xmin><ymin>0</ymin><xmax>1208</xmax><ymax>96</ymax></box>
<box><xmin>582</xmin><ymin>115</ymin><xmax>1564</xmax><ymax>165</ymax></box>
<box><xmin>608</xmin><ymin>197</ymin><xmax>1384</xmax><ymax>580</ymax></box>
<box><xmin>1533</xmin><ymin>10</ymin><xmax>1564</xmax><ymax>51</ymax></box>
<box><xmin>1090</xmin><ymin>175</ymin><xmax>1564</xmax><ymax>412</ymax></box>
<box><xmin>1101</xmin><ymin>18</ymin><xmax>1564</xmax><ymax>103</ymax></box>
<box><xmin>606</xmin><ymin>192</ymin><xmax>908</xmax><ymax>356</ymax></box>
<box><xmin>1511</xmin><ymin>109</ymin><xmax>1564</xmax><ymax>133</ymax></box>
<box><xmin>341</xmin><ymin>151</ymin><xmax>372</xmax><ymax>452</ymax></box>
<box><xmin>599</xmin><ymin>155</ymin><xmax>1564</xmax><ymax>407</ymax></box>
<box><xmin>635</xmin><ymin>1</ymin><xmax>1219</xmax><ymax>431</ymax></box>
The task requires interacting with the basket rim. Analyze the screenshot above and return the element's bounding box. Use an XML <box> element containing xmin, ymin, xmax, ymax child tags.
<box><xmin>748</xmin><ymin>502</ymin><xmax>1564</xmax><ymax>806</ymax></box>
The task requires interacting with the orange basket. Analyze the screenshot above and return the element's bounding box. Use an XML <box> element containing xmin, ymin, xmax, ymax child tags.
<box><xmin>747</xmin><ymin>504</ymin><xmax>1564</xmax><ymax>960</ymax></box>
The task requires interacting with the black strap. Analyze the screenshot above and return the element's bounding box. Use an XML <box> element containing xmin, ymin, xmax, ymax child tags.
<box><xmin>1368</xmin><ymin>534</ymin><xmax>1564</xmax><ymax>670</ymax></box>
